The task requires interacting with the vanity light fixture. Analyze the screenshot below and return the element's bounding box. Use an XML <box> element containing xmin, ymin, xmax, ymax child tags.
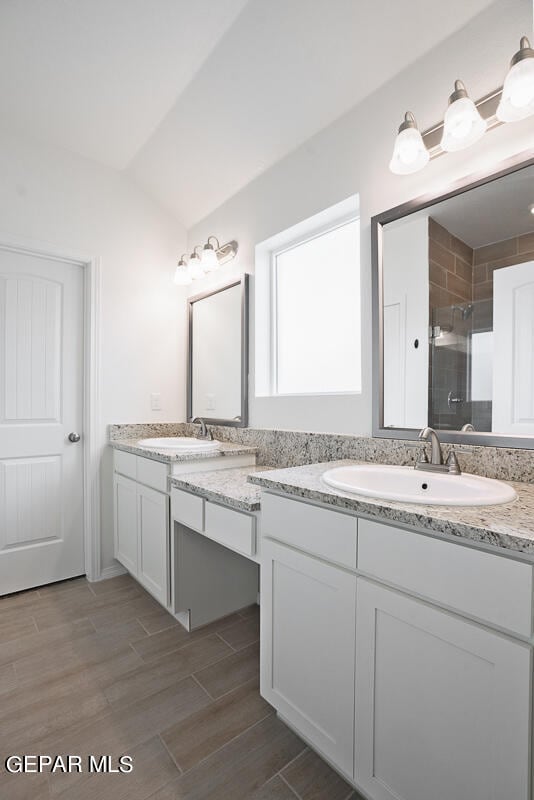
<box><xmin>440</xmin><ymin>80</ymin><xmax>487</xmax><ymax>152</ymax></box>
<box><xmin>173</xmin><ymin>237</ymin><xmax>239</xmax><ymax>284</ymax></box>
<box><xmin>389</xmin><ymin>112</ymin><xmax>430</xmax><ymax>175</ymax></box>
<box><xmin>389</xmin><ymin>35</ymin><xmax>533</xmax><ymax>174</ymax></box>
<box><xmin>497</xmin><ymin>37</ymin><xmax>534</xmax><ymax>122</ymax></box>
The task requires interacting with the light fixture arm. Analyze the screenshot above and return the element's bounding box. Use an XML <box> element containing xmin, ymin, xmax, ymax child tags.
<box><xmin>206</xmin><ymin>235</ymin><xmax>221</xmax><ymax>250</ymax></box>
<box><xmin>511</xmin><ymin>36</ymin><xmax>534</xmax><ymax>66</ymax></box>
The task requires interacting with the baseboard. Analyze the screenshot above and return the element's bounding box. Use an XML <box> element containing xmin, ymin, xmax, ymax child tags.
<box><xmin>88</xmin><ymin>563</ymin><xmax>127</xmax><ymax>582</ymax></box>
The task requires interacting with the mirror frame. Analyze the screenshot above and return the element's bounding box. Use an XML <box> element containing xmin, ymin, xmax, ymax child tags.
<box><xmin>187</xmin><ymin>274</ymin><xmax>249</xmax><ymax>428</ymax></box>
<box><xmin>372</xmin><ymin>150</ymin><xmax>534</xmax><ymax>449</ymax></box>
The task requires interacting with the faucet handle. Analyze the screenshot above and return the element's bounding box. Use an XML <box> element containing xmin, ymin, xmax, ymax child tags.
<box><xmin>446</xmin><ymin>450</ymin><xmax>461</xmax><ymax>474</ymax></box>
<box><xmin>418</xmin><ymin>445</ymin><xmax>429</xmax><ymax>463</ymax></box>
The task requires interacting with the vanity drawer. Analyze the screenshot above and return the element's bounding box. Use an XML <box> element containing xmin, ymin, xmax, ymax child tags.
<box><xmin>114</xmin><ymin>449</ymin><xmax>137</xmax><ymax>479</ymax></box>
<box><xmin>358</xmin><ymin>518</ymin><xmax>534</xmax><ymax>637</ymax></box>
<box><xmin>137</xmin><ymin>456</ymin><xmax>169</xmax><ymax>492</ymax></box>
<box><xmin>261</xmin><ymin>493</ymin><xmax>357</xmax><ymax>569</ymax></box>
<box><xmin>171</xmin><ymin>488</ymin><xmax>205</xmax><ymax>532</ymax></box>
<box><xmin>205</xmin><ymin>502</ymin><xmax>256</xmax><ymax>557</ymax></box>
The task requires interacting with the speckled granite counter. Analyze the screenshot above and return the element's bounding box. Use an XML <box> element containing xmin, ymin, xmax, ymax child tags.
<box><xmin>170</xmin><ymin>466</ymin><xmax>274</xmax><ymax>512</ymax></box>
<box><xmin>248</xmin><ymin>460</ymin><xmax>534</xmax><ymax>557</ymax></box>
<box><xmin>109</xmin><ymin>437</ymin><xmax>257</xmax><ymax>464</ymax></box>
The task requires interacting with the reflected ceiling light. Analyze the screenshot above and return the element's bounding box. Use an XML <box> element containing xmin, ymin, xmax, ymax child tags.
<box><xmin>188</xmin><ymin>246</ymin><xmax>205</xmax><ymax>280</ymax></box>
<box><xmin>174</xmin><ymin>254</ymin><xmax>192</xmax><ymax>286</ymax></box>
<box><xmin>389</xmin><ymin>112</ymin><xmax>429</xmax><ymax>175</ymax></box>
<box><xmin>497</xmin><ymin>37</ymin><xmax>534</xmax><ymax>122</ymax></box>
<box><xmin>201</xmin><ymin>236</ymin><xmax>220</xmax><ymax>272</ymax></box>
<box><xmin>529</xmin><ymin>203</ymin><xmax>534</xmax><ymax>215</ymax></box>
<box><xmin>440</xmin><ymin>81</ymin><xmax>487</xmax><ymax>152</ymax></box>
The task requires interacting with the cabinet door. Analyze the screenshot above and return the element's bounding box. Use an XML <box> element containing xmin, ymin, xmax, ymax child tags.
<box><xmin>113</xmin><ymin>473</ymin><xmax>138</xmax><ymax>575</ymax></box>
<box><xmin>355</xmin><ymin>579</ymin><xmax>531</xmax><ymax>800</ymax></box>
<box><xmin>261</xmin><ymin>539</ymin><xmax>356</xmax><ymax>777</ymax></box>
<box><xmin>137</xmin><ymin>484</ymin><xmax>170</xmax><ymax>607</ymax></box>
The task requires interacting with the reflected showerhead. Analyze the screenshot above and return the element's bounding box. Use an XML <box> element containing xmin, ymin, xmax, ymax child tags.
<box><xmin>451</xmin><ymin>303</ymin><xmax>473</xmax><ymax>320</ymax></box>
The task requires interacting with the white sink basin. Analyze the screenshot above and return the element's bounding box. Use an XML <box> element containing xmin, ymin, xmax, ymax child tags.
<box><xmin>322</xmin><ymin>464</ymin><xmax>517</xmax><ymax>506</ymax></box>
<box><xmin>137</xmin><ymin>437</ymin><xmax>220</xmax><ymax>453</ymax></box>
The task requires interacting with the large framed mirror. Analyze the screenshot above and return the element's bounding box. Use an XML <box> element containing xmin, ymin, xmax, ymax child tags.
<box><xmin>373</xmin><ymin>152</ymin><xmax>534</xmax><ymax>448</ymax></box>
<box><xmin>187</xmin><ymin>275</ymin><xmax>249</xmax><ymax>427</ymax></box>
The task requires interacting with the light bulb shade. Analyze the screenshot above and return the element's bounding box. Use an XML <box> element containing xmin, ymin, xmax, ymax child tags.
<box><xmin>188</xmin><ymin>253</ymin><xmax>204</xmax><ymax>280</ymax></box>
<box><xmin>497</xmin><ymin>57</ymin><xmax>534</xmax><ymax>121</ymax></box>
<box><xmin>389</xmin><ymin>126</ymin><xmax>429</xmax><ymax>175</ymax></box>
<box><xmin>202</xmin><ymin>246</ymin><xmax>219</xmax><ymax>271</ymax></box>
<box><xmin>174</xmin><ymin>265</ymin><xmax>192</xmax><ymax>286</ymax></box>
<box><xmin>440</xmin><ymin>96</ymin><xmax>486</xmax><ymax>152</ymax></box>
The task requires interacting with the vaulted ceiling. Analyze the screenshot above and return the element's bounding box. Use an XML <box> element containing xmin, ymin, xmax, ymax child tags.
<box><xmin>0</xmin><ymin>0</ymin><xmax>504</xmax><ymax>226</ymax></box>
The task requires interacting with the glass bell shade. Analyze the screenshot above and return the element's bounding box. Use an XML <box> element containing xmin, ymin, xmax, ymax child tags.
<box><xmin>389</xmin><ymin>113</ymin><xmax>429</xmax><ymax>175</ymax></box>
<box><xmin>440</xmin><ymin>82</ymin><xmax>486</xmax><ymax>152</ymax></box>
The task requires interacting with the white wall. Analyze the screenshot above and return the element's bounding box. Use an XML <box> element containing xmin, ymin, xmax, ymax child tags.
<box><xmin>186</xmin><ymin>0</ymin><xmax>533</xmax><ymax>435</ymax></box>
<box><xmin>0</xmin><ymin>128</ymin><xmax>187</xmax><ymax>571</ymax></box>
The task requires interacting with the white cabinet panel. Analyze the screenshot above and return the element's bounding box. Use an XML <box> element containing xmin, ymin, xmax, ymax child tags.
<box><xmin>261</xmin><ymin>538</ymin><xmax>356</xmax><ymax>777</ymax></box>
<box><xmin>136</xmin><ymin>456</ymin><xmax>169</xmax><ymax>492</ymax></box>
<box><xmin>114</xmin><ymin>449</ymin><xmax>137</xmax><ymax>479</ymax></box>
<box><xmin>358</xmin><ymin>518</ymin><xmax>534</xmax><ymax>637</ymax></box>
<box><xmin>355</xmin><ymin>578</ymin><xmax>531</xmax><ymax>800</ymax></box>
<box><xmin>205</xmin><ymin>502</ymin><xmax>256</xmax><ymax>558</ymax></box>
<box><xmin>261</xmin><ymin>492</ymin><xmax>357</xmax><ymax>568</ymax></box>
<box><xmin>171</xmin><ymin>487</ymin><xmax>204</xmax><ymax>532</ymax></box>
<box><xmin>138</xmin><ymin>484</ymin><xmax>169</xmax><ymax>606</ymax></box>
<box><xmin>114</xmin><ymin>473</ymin><xmax>138</xmax><ymax>575</ymax></box>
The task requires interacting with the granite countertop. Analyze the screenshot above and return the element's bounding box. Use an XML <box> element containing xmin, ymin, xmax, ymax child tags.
<box><xmin>109</xmin><ymin>437</ymin><xmax>257</xmax><ymax>464</ymax></box>
<box><xmin>170</xmin><ymin>466</ymin><xmax>274</xmax><ymax>512</ymax></box>
<box><xmin>248</xmin><ymin>460</ymin><xmax>534</xmax><ymax>557</ymax></box>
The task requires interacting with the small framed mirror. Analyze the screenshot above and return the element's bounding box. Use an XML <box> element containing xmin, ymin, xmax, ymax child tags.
<box><xmin>187</xmin><ymin>275</ymin><xmax>249</xmax><ymax>427</ymax></box>
<box><xmin>372</xmin><ymin>152</ymin><xmax>534</xmax><ymax>448</ymax></box>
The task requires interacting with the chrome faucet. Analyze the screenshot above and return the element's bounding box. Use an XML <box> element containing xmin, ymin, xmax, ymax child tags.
<box><xmin>191</xmin><ymin>417</ymin><xmax>213</xmax><ymax>441</ymax></box>
<box><xmin>415</xmin><ymin>427</ymin><xmax>461</xmax><ymax>475</ymax></box>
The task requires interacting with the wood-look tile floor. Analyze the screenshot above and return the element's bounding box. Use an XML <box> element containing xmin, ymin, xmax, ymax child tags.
<box><xmin>0</xmin><ymin>574</ymin><xmax>363</xmax><ymax>800</ymax></box>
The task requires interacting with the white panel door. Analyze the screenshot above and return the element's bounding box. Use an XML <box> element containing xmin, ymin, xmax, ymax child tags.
<box><xmin>493</xmin><ymin>260</ymin><xmax>534</xmax><ymax>433</ymax></box>
<box><xmin>382</xmin><ymin>215</ymin><xmax>429</xmax><ymax>429</ymax></box>
<box><xmin>354</xmin><ymin>579</ymin><xmax>531</xmax><ymax>800</ymax></box>
<box><xmin>261</xmin><ymin>538</ymin><xmax>356</xmax><ymax>778</ymax></box>
<box><xmin>137</xmin><ymin>484</ymin><xmax>169</xmax><ymax>606</ymax></box>
<box><xmin>0</xmin><ymin>249</ymin><xmax>84</xmax><ymax>593</ymax></box>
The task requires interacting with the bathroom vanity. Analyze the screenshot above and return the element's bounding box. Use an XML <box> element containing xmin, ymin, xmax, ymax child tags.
<box><xmin>249</xmin><ymin>462</ymin><xmax>534</xmax><ymax>800</ymax></box>
<box><xmin>111</xmin><ymin>437</ymin><xmax>257</xmax><ymax>613</ymax></box>
<box><xmin>111</xmin><ymin>423</ymin><xmax>534</xmax><ymax>800</ymax></box>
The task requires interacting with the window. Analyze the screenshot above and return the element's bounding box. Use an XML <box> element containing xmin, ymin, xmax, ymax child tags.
<box><xmin>268</xmin><ymin>216</ymin><xmax>361</xmax><ymax>395</ymax></box>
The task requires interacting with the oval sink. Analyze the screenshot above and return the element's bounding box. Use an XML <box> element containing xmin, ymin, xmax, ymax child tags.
<box><xmin>322</xmin><ymin>464</ymin><xmax>517</xmax><ymax>506</ymax></box>
<box><xmin>137</xmin><ymin>437</ymin><xmax>220</xmax><ymax>453</ymax></box>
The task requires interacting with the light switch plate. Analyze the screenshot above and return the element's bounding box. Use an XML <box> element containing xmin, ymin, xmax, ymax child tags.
<box><xmin>206</xmin><ymin>394</ymin><xmax>216</xmax><ymax>410</ymax></box>
<box><xmin>151</xmin><ymin>393</ymin><xmax>162</xmax><ymax>411</ymax></box>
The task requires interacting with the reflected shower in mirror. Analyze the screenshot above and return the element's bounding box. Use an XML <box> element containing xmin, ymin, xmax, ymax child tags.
<box><xmin>187</xmin><ymin>275</ymin><xmax>249</xmax><ymax>427</ymax></box>
<box><xmin>376</xmin><ymin>157</ymin><xmax>534</xmax><ymax>445</ymax></box>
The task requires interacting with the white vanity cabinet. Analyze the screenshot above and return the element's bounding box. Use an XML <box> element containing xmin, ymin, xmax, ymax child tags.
<box><xmin>113</xmin><ymin>452</ymin><xmax>170</xmax><ymax>606</ymax></box>
<box><xmin>171</xmin><ymin>486</ymin><xmax>259</xmax><ymax>630</ymax></box>
<box><xmin>261</xmin><ymin>538</ymin><xmax>356</xmax><ymax>777</ymax></box>
<box><xmin>260</xmin><ymin>491</ymin><xmax>534</xmax><ymax>800</ymax></box>
<box><xmin>355</xmin><ymin>578</ymin><xmax>531</xmax><ymax>800</ymax></box>
<box><xmin>113</xmin><ymin>447</ymin><xmax>257</xmax><ymax>611</ymax></box>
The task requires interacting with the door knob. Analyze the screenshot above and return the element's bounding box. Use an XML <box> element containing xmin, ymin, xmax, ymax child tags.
<box><xmin>68</xmin><ymin>432</ymin><xmax>81</xmax><ymax>443</ymax></box>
